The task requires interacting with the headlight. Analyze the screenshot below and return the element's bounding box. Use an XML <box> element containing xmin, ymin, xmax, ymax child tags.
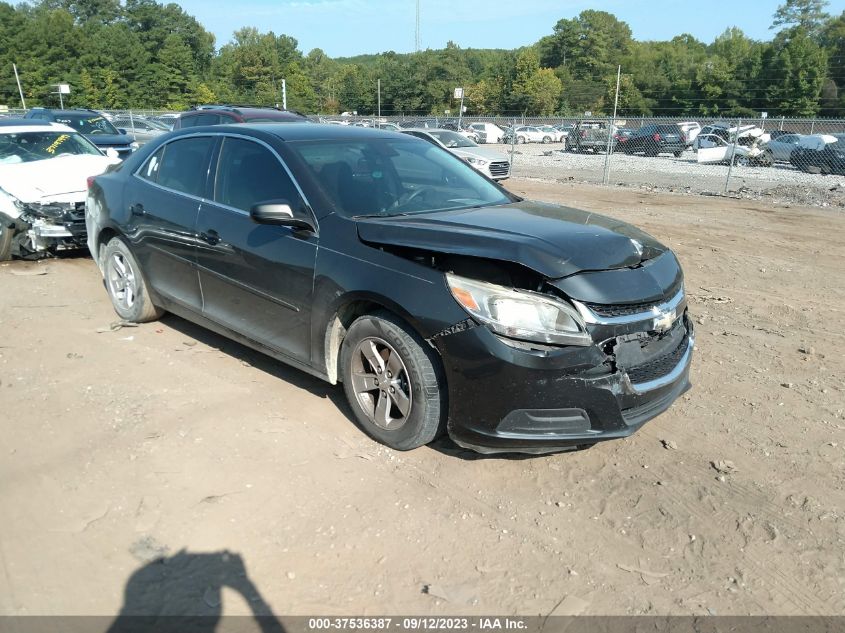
<box><xmin>130</xmin><ymin>142</ymin><xmax>140</xmax><ymax>150</ymax></box>
<box><xmin>446</xmin><ymin>273</ymin><xmax>592</xmax><ymax>346</ymax></box>
<box><xmin>465</xmin><ymin>157</ymin><xmax>488</xmax><ymax>166</ymax></box>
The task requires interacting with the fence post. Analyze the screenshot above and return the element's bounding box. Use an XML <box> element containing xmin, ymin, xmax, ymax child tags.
<box><xmin>810</xmin><ymin>120</ymin><xmax>815</xmax><ymax>134</ymax></box>
<box><xmin>602</xmin><ymin>65</ymin><xmax>621</xmax><ymax>185</ymax></box>
<box><xmin>724</xmin><ymin>117</ymin><xmax>742</xmax><ymax>194</ymax></box>
<box><xmin>509</xmin><ymin>116</ymin><xmax>517</xmax><ymax>169</ymax></box>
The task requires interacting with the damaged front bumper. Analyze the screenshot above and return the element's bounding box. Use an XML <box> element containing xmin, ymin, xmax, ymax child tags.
<box><xmin>436</xmin><ymin>308</ymin><xmax>694</xmax><ymax>455</ymax></box>
<box><xmin>11</xmin><ymin>201</ymin><xmax>88</xmax><ymax>254</ymax></box>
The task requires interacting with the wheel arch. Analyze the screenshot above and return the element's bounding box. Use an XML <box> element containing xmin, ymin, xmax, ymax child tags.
<box><xmin>321</xmin><ymin>293</ymin><xmax>438</xmax><ymax>385</ymax></box>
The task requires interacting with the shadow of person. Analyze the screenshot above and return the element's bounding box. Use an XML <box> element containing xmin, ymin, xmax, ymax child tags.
<box><xmin>106</xmin><ymin>549</ymin><xmax>284</xmax><ymax>633</ymax></box>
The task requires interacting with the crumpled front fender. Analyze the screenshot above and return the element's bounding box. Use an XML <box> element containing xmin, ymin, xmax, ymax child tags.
<box><xmin>0</xmin><ymin>189</ymin><xmax>22</xmax><ymax>220</ymax></box>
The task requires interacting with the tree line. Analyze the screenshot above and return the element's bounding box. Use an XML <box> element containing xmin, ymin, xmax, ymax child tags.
<box><xmin>1</xmin><ymin>0</ymin><xmax>844</xmax><ymax>117</ymax></box>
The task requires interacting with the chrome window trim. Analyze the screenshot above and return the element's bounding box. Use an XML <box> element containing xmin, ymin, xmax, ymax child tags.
<box><xmin>571</xmin><ymin>286</ymin><xmax>687</xmax><ymax>326</ymax></box>
<box><xmin>628</xmin><ymin>335</ymin><xmax>694</xmax><ymax>394</ymax></box>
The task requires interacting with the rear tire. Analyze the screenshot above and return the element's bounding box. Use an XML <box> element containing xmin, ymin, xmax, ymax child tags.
<box><xmin>340</xmin><ymin>311</ymin><xmax>446</xmax><ymax>451</ymax></box>
<box><xmin>102</xmin><ymin>237</ymin><xmax>163</xmax><ymax>323</ymax></box>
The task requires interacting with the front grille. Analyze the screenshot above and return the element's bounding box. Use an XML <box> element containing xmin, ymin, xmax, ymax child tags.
<box><xmin>585</xmin><ymin>299</ymin><xmax>659</xmax><ymax>318</ymax></box>
<box><xmin>584</xmin><ymin>279</ymin><xmax>682</xmax><ymax>318</ymax></box>
<box><xmin>626</xmin><ymin>333</ymin><xmax>689</xmax><ymax>385</ymax></box>
<box><xmin>489</xmin><ymin>161</ymin><xmax>510</xmax><ymax>177</ymax></box>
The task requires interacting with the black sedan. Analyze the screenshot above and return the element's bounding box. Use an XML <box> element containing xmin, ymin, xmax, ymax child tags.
<box><xmin>619</xmin><ymin>124</ymin><xmax>686</xmax><ymax>157</ymax></box>
<box><xmin>790</xmin><ymin>134</ymin><xmax>845</xmax><ymax>174</ymax></box>
<box><xmin>86</xmin><ymin>124</ymin><xmax>693</xmax><ymax>454</ymax></box>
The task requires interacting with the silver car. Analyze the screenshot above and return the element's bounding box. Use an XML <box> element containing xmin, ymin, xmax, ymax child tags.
<box><xmin>764</xmin><ymin>133</ymin><xmax>803</xmax><ymax>162</ymax></box>
<box><xmin>401</xmin><ymin>128</ymin><xmax>511</xmax><ymax>180</ymax></box>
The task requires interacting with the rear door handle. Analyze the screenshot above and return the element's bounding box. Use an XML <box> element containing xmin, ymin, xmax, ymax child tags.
<box><xmin>200</xmin><ymin>229</ymin><xmax>221</xmax><ymax>246</ymax></box>
<box><xmin>130</xmin><ymin>203</ymin><xmax>145</xmax><ymax>216</ymax></box>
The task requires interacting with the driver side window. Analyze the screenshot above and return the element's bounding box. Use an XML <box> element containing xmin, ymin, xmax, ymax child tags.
<box><xmin>213</xmin><ymin>137</ymin><xmax>303</xmax><ymax>213</ymax></box>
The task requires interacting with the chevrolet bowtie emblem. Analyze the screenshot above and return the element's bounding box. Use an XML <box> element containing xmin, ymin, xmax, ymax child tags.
<box><xmin>653</xmin><ymin>308</ymin><xmax>676</xmax><ymax>333</ymax></box>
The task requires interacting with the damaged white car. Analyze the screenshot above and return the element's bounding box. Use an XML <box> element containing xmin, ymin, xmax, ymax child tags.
<box><xmin>695</xmin><ymin>126</ymin><xmax>773</xmax><ymax>167</ymax></box>
<box><xmin>0</xmin><ymin>120</ymin><xmax>120</xmax><ymax>260</ymax></box>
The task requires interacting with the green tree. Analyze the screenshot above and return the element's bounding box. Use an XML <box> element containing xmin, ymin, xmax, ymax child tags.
<box><xmin>772</xmin><ymin>0</ymin><xmax>830</xmax><ymax>34</ymax></box>
<box><xmin>764</xmin><ymin>27</ymin><xmax>828</xmax><ymax>115</ymax></box>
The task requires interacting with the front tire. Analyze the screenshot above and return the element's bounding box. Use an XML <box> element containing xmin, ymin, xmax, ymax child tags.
<box><xmin>103</xmin><ymin>237</ymin><xmax>163</xmax><ymax>322</ymax></box>
<box><xmin>0</xmin><ymin>213</ymin><xmax>14</xmax><ymax>261</ymax></box>
<box><xmin>341</xmin><ymin>312</ymin><xmax>446</xmax><ymax>450</ymax></box>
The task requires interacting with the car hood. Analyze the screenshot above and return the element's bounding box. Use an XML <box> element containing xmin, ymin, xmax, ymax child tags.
<box><xmin>356</xmin><ymin>200</ymin><xmax>667</xmax><ymax>279</ymax></box>
<box><xmin>85</xmin><ymin>133</ymin><xmax>132</xmax><ymax>147</ymax></box>
<box><xmin>449</xmin><ymin>146</ymin><xmax>510</xmax><ymax>162</ymax></box>
<box><xmin>0</xmin><ymin>155</ymin><xmax>118</xmax><ymax>203</ymax></box>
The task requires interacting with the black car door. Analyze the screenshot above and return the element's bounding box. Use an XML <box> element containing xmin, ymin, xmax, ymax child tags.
<box><xmin>195</xmin><ymin>135</ymin><xmax>318</xmax><ymax>363</ymax></box>
<box><xmin>124</xmin><ymin>135</ymin><xmax>216</xmax><ymax>311</ymax></box>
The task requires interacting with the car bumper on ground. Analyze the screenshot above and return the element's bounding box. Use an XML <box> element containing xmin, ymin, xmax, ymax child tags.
<box><xmin>437</xmin><ymin>313</ymin><xmax>694</xmax><ymax>454</ymax></box>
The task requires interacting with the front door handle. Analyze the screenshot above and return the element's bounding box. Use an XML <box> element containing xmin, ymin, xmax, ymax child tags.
<box><xmin>200</xmin><ymin>229</ymin><xmax>221</xmax><ymax>246</ymax></box>
<box><xmin>129</xmin><ymin>203</ymin><xmax>145</xmax><ymax>216</ymax></box>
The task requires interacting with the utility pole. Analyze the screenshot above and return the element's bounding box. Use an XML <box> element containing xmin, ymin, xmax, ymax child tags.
<box><xmin>378</xmin><ymin>79</ymin><xmax>381</xmax><ymax>119</ymax></box>
<box><xmin>415</xmin><ymin>0</ymin><xmax>421</xmax><ymax>52</ymax></box>
<box><xmin>282</xmin><ymin>79</ymin><xmax>287</xmax><ymax>110</ymax></box>
<box><xmin>13</xmin><ymin>64</ymin><xmax>26</xmax><ymax>110</ymax></box>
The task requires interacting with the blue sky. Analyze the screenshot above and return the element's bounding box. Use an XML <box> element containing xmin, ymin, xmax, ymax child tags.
<box><xmin>176</xmin><ymin>0</ymin><xmax>845</xmax><ymax>56</ymax></box>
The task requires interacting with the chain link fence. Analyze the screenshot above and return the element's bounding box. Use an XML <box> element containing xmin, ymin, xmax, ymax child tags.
<box><xmin>5</xmin><ymin>106</ymin><xmax>845</xmax><ymax>204</ymax></box>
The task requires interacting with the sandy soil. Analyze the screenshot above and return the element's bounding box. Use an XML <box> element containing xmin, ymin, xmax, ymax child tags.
<box><xmin>0</xmin><ymin>180</ymin><xmax>843</xmax><ymax>619</ymax></box>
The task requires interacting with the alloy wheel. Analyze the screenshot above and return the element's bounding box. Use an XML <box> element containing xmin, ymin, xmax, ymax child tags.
<box><xmin>107</xmin><ymin>251</ymin><xmax>138</xmax><ymax>310</ymax></box>
<box><xmin>350</xmin><ymin>337</ymin><xmax>412</xmax><ymax>430</ymax></box>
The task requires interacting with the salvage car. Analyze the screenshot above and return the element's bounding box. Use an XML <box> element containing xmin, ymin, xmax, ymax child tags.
<box><xmin>503</xmin><ymin>125</ymin><xmax>552</xmax><ymax>144</ymax></box>
<box><xmin>762</xmin><ymin>133</ymin><xmax>803</xmax><ymax>163</ymax></box>
<box><xmin>111</xmin><ymin>116</ymin><xmax>171</xmax><ymax>145</ymax></box>
<box><xmin>789</xmin><ymin>133</ymin><xmax>845</xmax><ymax>174</ymax></box>
<box><xmin>24</xmin><ymin>108</ymin><xmax>138</xmax><ymax>159</ymax></box>
<box><xmin>619</xmin><ymin>124</ymin><xmax>686</xmax><ymax>157</ymax></box>
<box><xmin>0</xmin><ymin>119</ymin><xmax>119</xmax><ymax>260</ymax></box>
<box><xmin>401</xmin><ymin>128</ymin><xmax>511</xmax><ymax>180</ymax></box>
<box><xmin>86</xmin><ymin>124</ymin><xmax>693</xmax><ymax>454</ymax></box>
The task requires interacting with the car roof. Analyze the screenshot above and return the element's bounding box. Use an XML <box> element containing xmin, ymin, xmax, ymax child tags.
<box><xmin>29</xmin><ymin>108</ymin><xmax>102</xmax><ymax>116</ymax></box>
<box><xmin>175</xmin><ymin>122</ymin><xmax>410</xmax><ymax>142</ymax></box>
<box><xmin>183</xmin><ymin>105</ymin><xmax>308</xmax><ymax>119</ymax></box>
<box><xmin>0</xmin><ymin>120</ymin><xmax>75</xmax><ymax>133</ymax></box>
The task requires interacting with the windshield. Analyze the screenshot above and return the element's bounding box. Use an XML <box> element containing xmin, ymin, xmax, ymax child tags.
<box><xmin>0</xmin><ymin>130</ymin><xmax>102</xmax><ymax>164</ymax></box>
<box><xmin>54</xmin><ymin>114</ymin><xmax>119</xmax><ymax>136</ymax></box>
<box><xmin>426</xmin><ymin>130</ymin><xmax>477</xmax><ymax>148</ymax></box>
<box><xmin>289</xmin><ymin>138</ymin><xmax>514</xmax><ymax>218</ymax></box>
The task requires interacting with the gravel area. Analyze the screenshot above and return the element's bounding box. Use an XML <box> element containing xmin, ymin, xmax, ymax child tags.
<box><xmin>485</xmin><ymin>143</ymin><xmax>845</xmax><ymax>208</ymax></box>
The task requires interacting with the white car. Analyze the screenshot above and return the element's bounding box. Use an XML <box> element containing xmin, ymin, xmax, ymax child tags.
<box><xmin>401</xmin><ymin>128</ymin><xmax>511</xmax><ymax>180</ymax></box>
<box><xmin>468</xmin><ymin>122</ymin><xmax>506</xmax><ymax>144</ymax></box>
<box><xmin>0</xmin><ymin>120</ymin><xmax>119</xmax><ymax>260</ymax></box>
<box><xmin>538</xmin><ymin>125</ymin><xmax>566</xmax><ymax>143</ymax></box>
<box><xmin>510</xmin><ymin>125</ymin><xmax>553</xmax><ymax>144</ymax></box>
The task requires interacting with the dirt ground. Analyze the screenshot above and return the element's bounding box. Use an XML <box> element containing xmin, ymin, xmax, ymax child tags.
<box><xmin>0</xmin><ymin>179</ymin><xmax>843</xmax><ymax>619</ymax></box>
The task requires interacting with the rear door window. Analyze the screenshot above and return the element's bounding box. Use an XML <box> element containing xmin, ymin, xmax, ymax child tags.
<box><xmin>156</xmin><ymin>137</ymin><xmax>215</xmax><ymax>197</ymax></box>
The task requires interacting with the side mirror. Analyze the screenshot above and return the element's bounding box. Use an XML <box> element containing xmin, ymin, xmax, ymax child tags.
<box><xmin>118</xmin><ymin>128</ymin><xmax>127</xmax><ymax>135</ymax></box>
<box><xmin>105</xmin><ymin>148</ymin><xmax>120</xmax><ymax>160</ymax></box>
<box><xmin>250</xmin><ymin>201</ymin><xmax>315</xmax><ymax>232</ymax></box>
